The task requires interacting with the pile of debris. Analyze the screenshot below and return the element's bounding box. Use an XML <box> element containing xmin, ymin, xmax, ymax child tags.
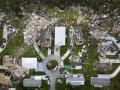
<box><xmin>97</xmin><ymin>41</ymin><xmax>118</xmax><ymax>57</ymax></box>
<box><xmin>89</xmin><ymin>29</ymin><xmax>108</xmax><ymax>39</ymax></box>
<box><xmin>74</xmin><ymin>26</ymin><xmax>84</xmax><ymax>45</ymax></box>
<box><xmin>3</xmin><ymin>55</ymin><xmax>29</xmax><ymax>78</ymax></box>
<box><xmin>0</xmin><ymin>13</ymin><xmax>6</xmax><ymax>25</ymax></box>
<box><xmin>24</xmin><ymin>14</ymin><xmax>57</xmax><ymax>46</ymax></box>
<box><xmin>111</xmin><ymin>16</ymin><xmax>120</xmax><ymax>33</ymax></box>
<box><xmin>88</xmin><ymin>13</ymin><xmax>112</xmax><ymax>35</ymax></box>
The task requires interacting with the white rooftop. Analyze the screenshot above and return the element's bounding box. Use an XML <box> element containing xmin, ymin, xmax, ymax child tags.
<box><xmin>32</xmin><ymin>76</ymin><xmax>42</xmax><ymax>80</ymax></box>
<box><xmin>9</xmin><ymin>88</ymin><xmax>16</xmax><ymax>90</ymax></box>
<box><xmin>66</xmin><ymin>76</ymin><xmax>85</xmax><ymax>86</ymax></box>
<box><xmin>22</xmin><ymin>58</ymin><xmax>37</xmax><ymax>69</ymax></box>
<box><xmin>55</xmin><ymin>27</ymin><xmax>66</xmax><ymax>46</ymax></box>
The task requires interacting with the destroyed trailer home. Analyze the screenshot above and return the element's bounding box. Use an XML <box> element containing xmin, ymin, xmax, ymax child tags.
<box><xmin>74</xmin><ymin>27</ymin><xmax>84</xmax><ymax>45</ymax></box>
<box><xmin>6</xmin><ymin>25</ymin><xmax>16</xmax><ymax>41</ymax></box>
<box><xmin>36</xmin><ymin>29</ymin><xmax>51</xmax><ymax>47</ymax></box>
<box><xmin>3</xmin><ymin>55</ymin><xmax>29</xmax><ymax>78</ymax></box>
<box><xmin>89</xmin><ymin>29</ymin><xmax>108</xmax><ymax>39</ymax></box>
<box><xmin>98</xmin><ymin>41</ymin><xmax>119</xmax><ymax>56</ymax></box>
<box><xmin>24</xmin><ymin>14</ymin><xmax>57</xmax><ymax>46</ymax></box>
<box><xmin>0</xmin><ymin>73</ymin><xmax>11</xmax><ymax>86</ymax></box>
<box><xmin>3</xmin><ymin>55</ymin><xmax>18</xmax><ymax>67</ymax></box>
<box><xmin>112</xmin><ymin>22</ymin><xmax>120</xmax><ymax>33</ymax></box>
<box><xmin>70</xmin><ymin>55</ymin><xmax>83</xmax><ymax>69</ymax></box>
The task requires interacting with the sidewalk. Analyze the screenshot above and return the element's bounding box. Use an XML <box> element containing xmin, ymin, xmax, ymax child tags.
<box><xmin>33</xmin><ymin>43</ymin><xmax>45</xmax><ymax>59</ymax></box>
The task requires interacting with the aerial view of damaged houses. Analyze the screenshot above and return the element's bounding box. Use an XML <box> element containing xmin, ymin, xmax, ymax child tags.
<box><xmin>0</xmin><ymin>0</ymin><xmax>120</xmax><ymax>90</ymax></box>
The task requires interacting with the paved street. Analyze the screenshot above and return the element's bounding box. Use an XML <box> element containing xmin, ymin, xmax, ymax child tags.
<box><xmin>54</xmin><ymin>46</ymin><xmax>60</xmax><ymax>56</ymax></box>
<box><xmin>48</xmin><ymin>47</ymin><xmax>51</xmax><ymax>55</ymax></box>
<box><xmin>62</xmin><ymin>45</ymin><xmax>74</xmax><ymax>60</ymax></box>
<box><xmin>110</xmin><ymin>65</ymin><xmax>120</xmax><ymax>78</ymax></box>
<box><xmin>98</xmin><ymin>65</ymin><xmax>120</xmax><ymax>78</ymax></box>
<box><xmin>42</xmin><ymin>55</ymin><xmax>64</xmax><ymax>90</ymax></box>
<box><xmin>61</xmin><ymin>28</ymin><xmax>74</xmax><ymax>60</ymax></box>
<box><xmin>43</xmin><ymin>55</ymin><xmax>64</xmax><ymax>78</ymax></box>
<box><xmin>50</xmin><ymin>77</ymin><xmax>56</xmax><ymax>90</ymax></box>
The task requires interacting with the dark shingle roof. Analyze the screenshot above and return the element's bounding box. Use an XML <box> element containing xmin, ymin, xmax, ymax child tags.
<box><xmin>91</xmin><ymin>77</ymin><xmax>110</xmax><ymax>87</ymax></box>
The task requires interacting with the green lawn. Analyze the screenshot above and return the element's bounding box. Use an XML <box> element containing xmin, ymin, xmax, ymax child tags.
<box><xmin>40</xmin><ymin>80</ymin><xmax>50</xmax><ymax>90</ymax></box>
<box><xmin>0</xmin><ymin>17</ymin><xmax>25</xmax><ymax>64</ymax></box>
<box><xmin>60</xmin><ymin>28</ymin><xmax>70</xmax><ymax>56</ymax></box>
<box><xmin>39</xmin><ymin>47</ymin><xmax>48</xmax><ymax>57</ymax></box>
<box><xmin>100</xmin><ymin>22</ymin><xmax>113</xmax><ymax>30</ymax></box>
<box><xmin>47</xmin><ymin>7</ymin><xmax>78</xmax><ymax>26</ymax></box>
<box><xmin>47</xmin><ymin>60</ymin><xmax>58</xmax><ymax>69</ymax></box>
<box><xmin>72</xmin><ymin>45</ymin><xmax>83</xmax><ymax>55</ymax></box>
<box><xmin>22</xmin><ymin>46</ymin><xmax>37</xmax><ymax>57</ymax></box>
<box><xmin>80</xmin><ymin>23</ymin><xmax>99</xmax><ymax>78</ymax></box>
<box><xmin>0</xmin><ymin>31</ymin><xmax>24</xmax><ymax>64</ymax></box>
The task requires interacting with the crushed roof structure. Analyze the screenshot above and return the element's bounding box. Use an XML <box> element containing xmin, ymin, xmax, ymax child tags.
<box><xmin>70</xmin><ymin>55</ymin><xmax>83</xmax><ymax>66</ymax></box>
<box><xmin>74</xmin><ymin>26</ymin><xmax>84</xmax><ymax>45</ymax></box>
<box><xmin>36</xmin><ymin>30</ymin><xmax>51</xmax><ymax>47</ymax></box>
<box><xmin>55</xmin><ymin>27</ymin><xmax>66</xmax><ymax>46</ymax></box>
<box><xmin>3</xmin><ymin>55</ymin><xmax>16</xmax><ymax>67</ymax></box>
<box><xmin>98</xmin><ymin>40</ymin><xmax>118</xmax><ymax>56</ymax></box>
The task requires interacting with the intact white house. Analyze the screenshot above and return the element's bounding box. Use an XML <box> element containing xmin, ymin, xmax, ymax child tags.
<box><xmin>22</xmin><ymin>58</ymin><xmax>44</xmax><ymax>72</ymax></box>
<box><xmin>55</xmin><ymin>27</ymin><xmax>66</xmax><ymax>46</ymax></box>
<box><xmin>22</xmin><ymin>58</ymin><xmax>37</xmax><ymax>69</ymax></box>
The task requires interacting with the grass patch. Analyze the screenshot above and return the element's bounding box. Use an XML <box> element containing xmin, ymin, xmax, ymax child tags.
<box><xmin>40</xmin><ymin>80</ymin><xmax>50</xmax><ymax>90</ymax></box>
<box><xmin>0</xmin><ymin>31</ymin><xmax>24</xmax><ymax>64</ymax></box>
<box><xmin>56</xmin><ymin>78</ymin><xmax>66</xmax><ymax>90</ymax></box>
<box><xmin>22</xmin><ymin>46</ymin><xmax>37</xmax><ymax>57</ymax></box>
<box><xmin>60</xmin><ymin>28</ymin><xmax>70</xmax><ymax>56</ymax></box>
<box><xmin>81</xmin><ymin>23</ymin><xmax>98</xmax><ymax>78</ymax></box>
<box><xmin>72</xmin><ymin>45</ymin><xmax>83</xmax><ymax>55</ymax></box>
<box><xmin>22</xmin><ymin>46</ymin><xmax>43</xmax><ymax>62</ymax></box>
<box><xmin>47</xmin><ymin>7</ymin><xmax>78</xmax><ymax>25</ymax></box>
<box><xmin>100</xmin><ymin>22</ymin><xmax>113</xmax><ymax>30</ymax></box>
<box><xmin>0</xmin><ymin>17</ymin><xmax>25</xmax><ymax>64</ymax></box>
<box><xmin>39</xmin><ymin>47</ymin><xmax>48</xmax><ymax>57</ymax></box>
